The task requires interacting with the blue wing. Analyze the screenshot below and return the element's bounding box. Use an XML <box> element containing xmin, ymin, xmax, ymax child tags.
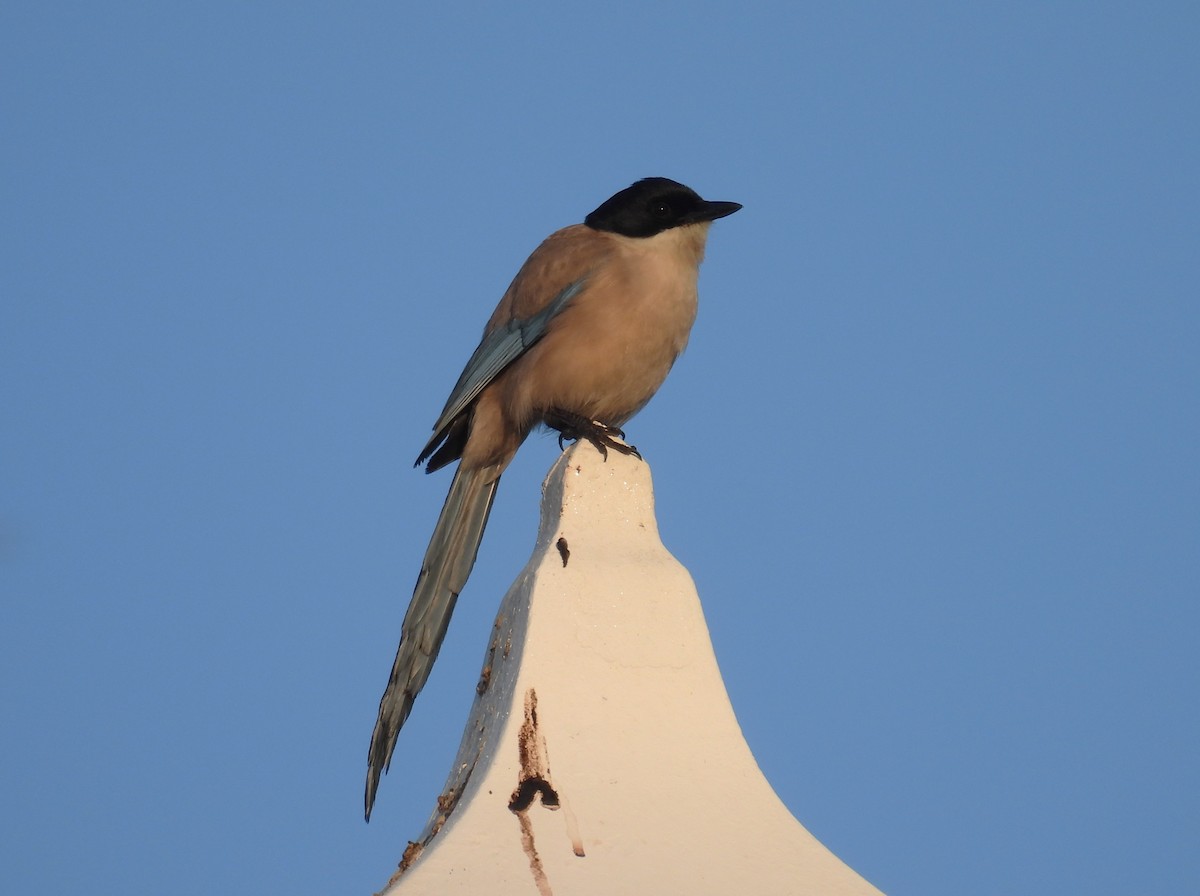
<box><xmin>417</xmin><ymin>276</ymin><xmax>587</xmax><ymax>466</ymax></box>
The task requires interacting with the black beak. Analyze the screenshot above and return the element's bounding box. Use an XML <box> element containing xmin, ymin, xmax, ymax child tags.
<box><xmin>688</xmin><ymin>199</ymin><xmax>742</xmax><ymax>223</ymax></box>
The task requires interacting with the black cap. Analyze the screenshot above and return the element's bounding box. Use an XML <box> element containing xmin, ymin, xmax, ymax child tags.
<box><xmin>585</xmin><ymin>177</ymin><xmax>742</xmax><ymax>238</ymax></box>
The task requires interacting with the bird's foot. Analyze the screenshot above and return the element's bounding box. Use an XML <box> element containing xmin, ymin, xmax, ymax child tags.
<box><xmin>545</xmin><ymin>409</ymin><xmax>641</xmax><ymax>461</ymax></box>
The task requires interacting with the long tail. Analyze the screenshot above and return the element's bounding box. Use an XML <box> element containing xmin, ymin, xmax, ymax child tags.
<box><xmin>365</xmin><ymin>464</ymin><xmax>500</xmax><ymax>820</ymax></box>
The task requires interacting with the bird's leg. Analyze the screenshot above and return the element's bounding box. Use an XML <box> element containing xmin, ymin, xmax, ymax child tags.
<box><xmin>544</xmin><ymin>409</ymin><xmax>641</xmax><ymax>461</ymax></box>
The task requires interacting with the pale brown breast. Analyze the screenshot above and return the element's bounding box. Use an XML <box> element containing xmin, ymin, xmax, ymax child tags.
<box><xmin>496</xmin><ymin>223</ymin><xmax>711</xmax><ymax>429</ymax></box>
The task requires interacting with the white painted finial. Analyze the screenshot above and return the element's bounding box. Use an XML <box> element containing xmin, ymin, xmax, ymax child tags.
<box><xmin>378</xmin><ymin>443</ymin><xmax>883</xmax><ymax>895</ymax></box>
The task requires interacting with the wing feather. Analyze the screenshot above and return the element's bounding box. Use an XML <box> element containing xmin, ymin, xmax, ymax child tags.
<box><xmin>416</xmin><ymin>276</ymin><xmax>587</xmax><ymax>466</ymax></box>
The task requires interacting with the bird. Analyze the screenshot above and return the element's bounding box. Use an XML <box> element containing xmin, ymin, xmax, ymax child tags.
<box><xmin>365</xmin><ymin>177</ymin><xmax>741</xmax><ymax>820</ymax></box>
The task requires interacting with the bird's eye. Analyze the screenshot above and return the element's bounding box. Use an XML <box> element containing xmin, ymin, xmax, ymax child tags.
<box><xmin>650</xmin><ymin>201</ymin><xmax>671</xmax><ymax>218</ymax></box>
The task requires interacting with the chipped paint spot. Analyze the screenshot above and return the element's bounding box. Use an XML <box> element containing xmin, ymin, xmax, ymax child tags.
<box><xmin>476</xmin><ymin>663</ymin><xmax>492</xmax><ymax>695</ymax></box>
<box><xmin>398</xmin><ymin>840</ymin><xmax>423</xmax><ymax>872</ymax></box>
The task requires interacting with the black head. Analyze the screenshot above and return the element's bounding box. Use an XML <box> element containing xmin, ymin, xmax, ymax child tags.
<box><xmin>584</xmin><ymin>177</ymin><xmax>742</xmax><ymax>238</ymax></box>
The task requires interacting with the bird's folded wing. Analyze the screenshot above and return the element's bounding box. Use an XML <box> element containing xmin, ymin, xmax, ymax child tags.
<box><xmin>427</xmin><ymin>276</ymin><xmax>588</xmax><ymax>438</ymax></box>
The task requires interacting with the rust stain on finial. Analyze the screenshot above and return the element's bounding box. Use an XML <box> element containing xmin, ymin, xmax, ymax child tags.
<box><xmin>508</xmin><ymin>688</ymin><xmax>586</xmax><ymax>894</ymax></box>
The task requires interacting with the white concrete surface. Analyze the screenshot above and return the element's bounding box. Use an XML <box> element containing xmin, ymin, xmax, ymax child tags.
<box><xmin>379</xmin><ymin>443</ymin><xmax>883</xmax><ymax>895</ymax></box>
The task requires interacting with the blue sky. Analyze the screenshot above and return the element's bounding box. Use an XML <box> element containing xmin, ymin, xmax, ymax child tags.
<box><xmin>2</xmin><ymin>4</ymin><xmax>1197</xmax><ymax>894</ymax></box>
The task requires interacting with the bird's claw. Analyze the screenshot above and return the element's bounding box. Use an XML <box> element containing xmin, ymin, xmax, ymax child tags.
<box><xmin>546</xmin><ymin>410</ymin><xmax>640</xmax><ymax>461</ymax></box>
